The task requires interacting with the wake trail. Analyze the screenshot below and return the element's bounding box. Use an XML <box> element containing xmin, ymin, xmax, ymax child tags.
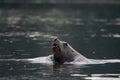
<box><xmin>0</xmin><ymin>55</ymin><xmax>120</xmax><ymax>65</ymax></box>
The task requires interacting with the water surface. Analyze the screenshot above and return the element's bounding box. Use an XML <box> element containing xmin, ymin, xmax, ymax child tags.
<box><xmin>0</xmin><ymin>3</ymin><xmax>120</xmax><ymax>80</ymax></box>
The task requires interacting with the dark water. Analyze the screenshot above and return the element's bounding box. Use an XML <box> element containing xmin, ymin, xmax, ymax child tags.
<box><xmin>0</xmin><ymin>4</ymin><xmax>120</xmax><ymax>80</ymax></box>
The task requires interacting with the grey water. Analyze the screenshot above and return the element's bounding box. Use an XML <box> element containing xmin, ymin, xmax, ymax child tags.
<box><xmin>0</xmin><ymin>3</ymin><xmax>120</xmax><ymax>80</ymax></box>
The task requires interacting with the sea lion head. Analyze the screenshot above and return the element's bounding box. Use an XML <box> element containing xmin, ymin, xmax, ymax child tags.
<box><xmin>52</xmin><ymin>38</ymin><xmax>76</xmax><ymax>64</ymax></box>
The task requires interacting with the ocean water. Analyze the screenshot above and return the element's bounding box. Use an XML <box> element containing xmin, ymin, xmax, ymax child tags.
<box><xmin>0</xmin><ymin>3</ymin><xmax>120</xmax><ymax>80</ymax></box>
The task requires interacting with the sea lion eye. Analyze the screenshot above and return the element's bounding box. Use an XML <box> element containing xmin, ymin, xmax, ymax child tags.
<box><xmin>63</xmin><ymin>43</ymin><xmax>68</xmax><ymax>46</ymax></box>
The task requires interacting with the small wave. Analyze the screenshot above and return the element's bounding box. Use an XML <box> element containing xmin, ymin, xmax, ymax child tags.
<box><xmin>71</xmin><ymin>73</ymin><xmax>120</xmax><ymax>80</ymax></box>
<box><xmin>101</xmin><ymin>34</ymin><xmax>120</xmax><ymax>38</ymax></box>
<box><xmin>26</xmin><ymin>57</ymin><xmax>120</xmax><ymax>65</ymax></box>
<box><xmin>0</xmin><ymin>32</ymin><xmax>57</xmax><ymax>39</ymax></box>
<box><xmin>0</xmin><ymin>55</ymin><xmax>120</xmax><ymax>65</ymax></box>
<box><xmin>63</xmin><ymin>59</ymin><xmax>120</xmax><ymax>65</ymax></box>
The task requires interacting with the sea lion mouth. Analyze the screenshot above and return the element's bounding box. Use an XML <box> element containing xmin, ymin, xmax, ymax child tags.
<box><xmin>52</xmin><ymin>39</ymin><xmax>61</xmax><ymax>55</ymax></box>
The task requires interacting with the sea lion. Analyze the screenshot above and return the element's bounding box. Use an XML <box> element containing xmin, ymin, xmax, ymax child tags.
<box><xmin>52</xmin><ymin>38</ymin><xmax>91</xmax><ymax>64</ymax></box>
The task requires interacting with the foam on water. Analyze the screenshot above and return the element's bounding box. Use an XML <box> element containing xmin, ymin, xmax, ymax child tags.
<box><xmin>26</xmin><ymin>55</ymin><xmax>53</xmax><ymax>64</ymax></box>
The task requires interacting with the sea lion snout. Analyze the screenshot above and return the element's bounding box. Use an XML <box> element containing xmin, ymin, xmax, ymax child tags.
<box><xmin>52</xmin><ymin>38</ymin><xmax>61</xmax><ymax>56</ymax></box>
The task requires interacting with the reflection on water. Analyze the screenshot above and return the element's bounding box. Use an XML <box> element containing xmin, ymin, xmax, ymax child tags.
<box><xmin>0</xmin><ymin>3</ymin><xmax>120</xmax><ymax>80</ymax></box>
<box><xmin>0</xmin><ymin>60</ymin><xmax>120</xmax><ymax>80</ymax></box>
